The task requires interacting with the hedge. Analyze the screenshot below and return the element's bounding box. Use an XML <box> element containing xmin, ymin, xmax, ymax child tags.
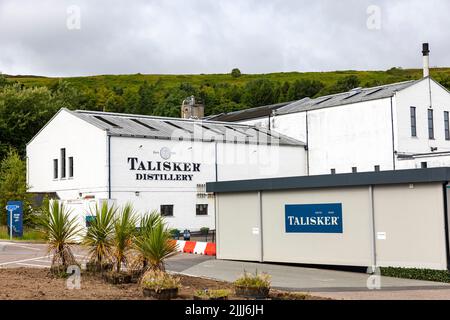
<box><xmin>380</xmin><ymin>267</ymin><xmax>450</xmax><ymax>283</ymax></box>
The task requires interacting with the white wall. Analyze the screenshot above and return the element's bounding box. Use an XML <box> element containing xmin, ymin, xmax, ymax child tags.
<box><xmin>307</xmin><ymin>98</ymin><xmax>395</xmax><ymax>175</ymax></box>
<box><xmin>109</xmin><ymin>136</ymin><xmax>306</xmax><ymax>231</ymax></box>
<box><xmin>110</xmin><ymin>137</ymin><xmax>216</xmax><ymax>231</ymax></box>
<box><xmin>395</xmin><ymin>78</ymin><xmax>450</xmax><ymax>159</ymax></box>
<box><xmin>27</xmin><ymin>109</ymin><xmax>108</xmax><ymax>200</ymax></box>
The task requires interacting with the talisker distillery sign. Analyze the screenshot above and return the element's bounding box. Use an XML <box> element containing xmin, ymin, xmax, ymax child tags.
<box><xmin>127</xmin><ymin>157</ymin><xmax>200</xmax><ymax>181</ymax></box>
<box><xmin>285</xmin><ymin>203</ymin><xmax>343</xmax><ymax>233</ymax></box>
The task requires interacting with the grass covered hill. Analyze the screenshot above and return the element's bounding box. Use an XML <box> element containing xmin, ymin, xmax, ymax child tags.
<box><xmin>1</xmin><ymin>67</ymin><xmax>450</xmax><ymax>161</ymax></box>
<box><xmin>7</xmin><ymin>67</ymin><xmax>450</xmax><ymax>93</ymax></box>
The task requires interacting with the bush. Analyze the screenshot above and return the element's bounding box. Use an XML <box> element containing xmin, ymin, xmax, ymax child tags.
<box><xmin>169</xmin><ymin>228</ymin><xmax>180</xmax><ymax>238</ymax></box>
<box><xmin>381</xmin><ymin>267</ymin><xmax>450</xmax><ymax>283</ymax></box>
<box><xmin>234</xmin><ymin>270</ymin><xmax>271</xmax><ymax>288</ymax></box>
<box><xmin>141</xmin><ymin>270</ymin><xmax>180</xmax><ymax>291</ymax></box>
<box><xmin>194</xmin><ymin>289</ymin><xmax>231</xmax><ymax>300</ymax></box>
<box><xmin>200</xmin><ymin>227</ymin><xmax>209</xmax><ymax>235</ymax></box>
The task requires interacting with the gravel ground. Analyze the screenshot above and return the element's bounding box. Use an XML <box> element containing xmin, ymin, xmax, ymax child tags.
<box><xmin>0</xmin><ymin>268</ymin><xmax>322</xmax><ymax>300</ymax></box>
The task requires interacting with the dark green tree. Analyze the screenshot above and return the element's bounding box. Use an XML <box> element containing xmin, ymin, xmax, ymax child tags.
<box><xmin>286</xmin><ymin>79</ymin><xmax>325</xmax><ymax>101</ymax></box>
<box><xmin>242</xmin><ymin>79</ymin><xmax>276</xmax><ymax>107</ymax></box>
<box><xmin>231</xmin><ymin>68</ymin><xmax>242</xmax><ymax>78</ymax></box>
<box><xmin>0</xmin><ymin>148</ymin><xmax>32</xmax><ymax>225</ymax></box>
<box><xmin>137</xmin><ymin>81</ymin><xmax>156</xmax><ymax>115</ymax></box>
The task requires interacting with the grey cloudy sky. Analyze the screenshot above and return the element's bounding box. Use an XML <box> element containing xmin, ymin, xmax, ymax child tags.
<box><xmin>0</xmin><ymin>0</ymin><xmax>449</xmax><ymax>77</ymax></box>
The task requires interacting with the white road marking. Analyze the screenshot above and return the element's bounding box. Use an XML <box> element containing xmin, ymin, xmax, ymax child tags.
<box><xmin>0</xmin><ymin>242</ymin><xmax>42</xmax><ymax>251</ymax></box>
<box><xmin>15</xmin><ymin>262</ymin><xmax>49</xmax><ymax>268</ymax></box>
<box><xmin>0</xmin><ymin>255</ymin><xmax>53</xmax><ymax>267</ymax></box>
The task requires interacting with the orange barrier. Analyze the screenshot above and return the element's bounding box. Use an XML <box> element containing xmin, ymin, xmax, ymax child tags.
<box><xmin>183</xmin><ymin>241</ymin><xmax>197</xmax><ymax>253</ymax></box>
<box><xmin>204</xmin><ymin>242</ymin><xmax>216</xmax><ymax>256</ymax></box>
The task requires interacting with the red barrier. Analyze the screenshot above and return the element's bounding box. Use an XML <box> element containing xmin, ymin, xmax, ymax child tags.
<box><xmin>204</xmin><ymin>243</ymin><xmax>216</xmax><ymax>256</ymax></box>
<box><xmin>183</xmin><ymin>241</ymin><xmax>197</xmax><ymax>253</ymax></box>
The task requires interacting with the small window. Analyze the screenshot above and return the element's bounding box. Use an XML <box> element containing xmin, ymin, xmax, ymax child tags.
<box><xmin>53</xmin><ymin>159</ymin><xmax>58</xmax><ymax>179</ymax></box>
<box><xmin>421</xmin><ymin>162</ymin><xmax>428</xmax><ymax>169</ymax></box>
<box><xmin>352</xmin><ymin>167</ymin><xmax>358</xmax><ymax>173</ymax></box>
<box><xmin>330</xmin><ymin>169</ymin><xmax>336</xmax><ymax>175</ymax></box>
<box><xmin>69</xmin><ymin>157</ymin><xmax>74</xmax><ymax>178</ymax></box>
<box><xmin>410</xmin><ymin>107</ymin><xmax>417</xmax><ymax>137</ymax></box>
<box><xmin>61</xmin><ymin>148</ymin><xmax>66</xmax><ymax>179</ymax></box>
<box><xmin>374</xmin><ymin>165</ymin><xmax>380</xmax><ymax>172</ymax></box>
<box><xmin>196</xmin><ymin>204</ymin><xmax>208</xmax><ymax>216</ymax></box>
<box><xmin>160</xmin><ymin>205</ymin><xmax>174</xmax><ymax>217</ymax></box>
<box><xmin>445</xmin><ymin>111</ymin><xmax>450</xmax><ymax>140</ymax></box>
<box><xmin>428</xmin><ymin>109</ymin><xmax>434</xmax><ymax>139</ymax></box>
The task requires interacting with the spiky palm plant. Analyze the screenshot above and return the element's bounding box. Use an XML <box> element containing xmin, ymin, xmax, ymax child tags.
<box><xmin>38</xmin><ymin>200</ymin><xmax>80</xmax><ymax>274</ymax></box>
<box><xmin>112</xmin><ymin>203</ymin><xmax>138</xmax><ymax>273</ymax></box>
<box><xmin>139</xmin><ymin>210</ymin><xmax>163</xmax><ymax>235</ymax></box>
<box><xmin>134</xmin><ymin>216</ymin><xmax>177</xmax><ymax>272</ymax></box>
<box><xmin>83</xmin><ymin>201</ymin><xmax>117</xmax><ymax>269</ymax></box>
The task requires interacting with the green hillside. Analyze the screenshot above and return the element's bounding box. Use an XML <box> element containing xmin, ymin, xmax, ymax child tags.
<box><xmin>1</xmin><ymin>67</ymin><xmax>450</xmax><ymax>161</ymax></box>
<box><xmin>6</xmin><ymin>68</ymin><xmax>450</xmax><ymax>92</ymax></box>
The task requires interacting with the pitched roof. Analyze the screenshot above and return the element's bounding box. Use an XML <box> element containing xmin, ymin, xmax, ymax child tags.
<box><xmin>276</xmin><ymin>79</ymin><xmax>419</xmax><ymax>115</ymax></box>
<box><xmin>205</xmin><ymin>101</ymin><xmax>293</xmax><ymax>122</ymax></box>
<box><xmin>208</xmin><ymin>79</ymin><xmax>420</xmax><ymax>121</ymax></box>
<box><xmin>69</xmin><ymin>109</ymin><xmax>304</xmax><ymax>146</ymax></box>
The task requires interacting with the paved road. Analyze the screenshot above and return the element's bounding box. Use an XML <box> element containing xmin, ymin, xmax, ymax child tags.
<box><xmin>0</xmin><ymin>240</ymin><xmax>212</xmax><ymax>271</ymax></box>
<box><xmin>2</xmin><ymin>241</ymin><xmax>450</xmax><ymax>299</ymax></box>
<box><xmin>178</xmin><ymin>259</ymin><xmax>450</xmax><ymax>300</ymax></box>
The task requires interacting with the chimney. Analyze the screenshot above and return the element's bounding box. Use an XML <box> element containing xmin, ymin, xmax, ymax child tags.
<box><xmin>181</xmin><ymin>95</ymin><xmax>204</xmax><ymax>119</ymax></box>
<box><xmin>422</xmin><ymin>43</ymin><xmax>430</xmax><ymax>78</ymax></box>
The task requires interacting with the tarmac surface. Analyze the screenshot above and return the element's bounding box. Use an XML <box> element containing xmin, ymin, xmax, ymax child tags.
<box><xmin>1</xmin><ymin>240</ymin><xmax>450</xmax><ymax>299</ymax></box>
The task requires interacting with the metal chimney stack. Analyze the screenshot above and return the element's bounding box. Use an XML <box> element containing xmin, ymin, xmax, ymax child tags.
<box><xmin>422</xmin><ymin>43</ymin><xmax>430</xmax><ymax>78</ymax></box>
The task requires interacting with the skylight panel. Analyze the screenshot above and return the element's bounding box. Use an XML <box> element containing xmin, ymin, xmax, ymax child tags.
<box><xmin>130</xmin><ymin>118</ymin><xmax>157</xmax><ymax>131</ymax></box>
<box><xmin>93</xmin><ymin>116</ymin><xmax>121</xmax><ymax>128</ymax></box>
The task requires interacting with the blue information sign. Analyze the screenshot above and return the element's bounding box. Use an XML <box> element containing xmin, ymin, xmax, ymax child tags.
<box><xmin>285</xmin><ymin>203</ymin><xmax>343</xmax><ymax>233</ymax></box>
<box><xmin>6</xmin><ymin>201</ymin><xmax>23</xmax><ymax>237</ymax></box>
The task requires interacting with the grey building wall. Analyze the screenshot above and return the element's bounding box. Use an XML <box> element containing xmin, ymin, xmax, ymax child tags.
<box><xmin>215</xmin><ymin>182</ymin><xmax>449</xmax><ymax>270</ymax></box>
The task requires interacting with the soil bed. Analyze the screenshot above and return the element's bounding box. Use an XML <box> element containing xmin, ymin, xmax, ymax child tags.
<box><xmin>0</xmin><ymin>268</ymin><xmax>327</xmax><ymax>300</ymax></box>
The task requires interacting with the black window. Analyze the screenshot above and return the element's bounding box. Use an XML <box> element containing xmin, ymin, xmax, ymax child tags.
<box><xmin>53</xmin><ymin>159</ymin><xmax>58</xmax><ymax>179</ymax></box>
<box><xmin>374</xmin><ymin>165</ymin><xmax>380</xmax><ymax>172</ymax></box>
<box><xmin>196</xmin><ymin>204</ymin><xmax>208</xmax><ymax>216</ymax></box>
<box><xmin>61</xmin><ymin>148</ymin><xmax>66</xmax><ymax>178</ymax></box>
<box><xmin>445</xmin><ymin>111</ymin><xmax>450</xmax><ymax>140</ymax></box>
<box><xmin>428</xmin><ymin>109</ymin><xmax>434</xmax><ymax>139</ymax></box>
<box><xmin>421</xmin><ymin>162</ymin><xmax>428</xmax><ymax>169</ymax></box>
<box><xmin>352</xmin><ymin>167</ymin><xmax>357</xmax><ymax>173</ymax></box>
<box><xmin>160</xmin><ymin>205</ymin><xmax>174</xmax><ymax>217</ymax></box>
<box><xmin>410</xmin><ymin>107</ymin><xmax>417</xmax><ymax>137</ymax></box>
<box><xmin>330</xmin><ymin>169</ymin><xmax>336</xmax><ymax>175</ymax></box>
<box><xmin>69</xmin><ymin>157</ymin><xmax>74</xmax><ymax>178</ymax></box>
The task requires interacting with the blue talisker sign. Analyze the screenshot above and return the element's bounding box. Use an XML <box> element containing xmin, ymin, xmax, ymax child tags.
<box><xmin>6</xmin><ymin>201</ymin><xmax>23</xmax><ymax>237</ymax></box>
<box><xmin>285</xmin><ymin>203</ymin><xmax>343</xmax><ymax>233</ymax></box>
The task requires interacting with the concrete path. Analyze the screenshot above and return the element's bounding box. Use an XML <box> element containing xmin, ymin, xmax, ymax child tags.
<box><xmin>178</xmin><ymin>259</ymin><xmax>450</xmax><ymax>300</ymax></box>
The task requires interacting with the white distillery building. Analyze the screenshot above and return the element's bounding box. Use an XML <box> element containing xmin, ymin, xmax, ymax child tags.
<box><xmin>208</xmin><ymin>45</ymin><xmax>450</xmax><ymax>175</ymax></box>
<box><xmin>26</xmin><ymin>108</ymin><xmax>305</xmax><ymax>232</ymax></box>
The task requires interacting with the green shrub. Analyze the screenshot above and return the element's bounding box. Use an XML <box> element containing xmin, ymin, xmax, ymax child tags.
<box><xmin>381</xmin><ymin>267</ymin><xmax>450</xmax><ymax>283</ymax></box>
<box><xmin>194</xmin><ymin>289</ymin><xmax>231</xmax><ymax>299</ymax></box>
<box><xmin>234</xmin><ymin>270</ymin><xmax>271</xmax><ymax>288</ymax></box>
<box><xmin>169</xmin><ymin>228</ymin><xmax>180</xmax><ymax>238</ymax></box>
<box><xmin>0</xmin><ymin>225</ymin><xmax>46</xmax><ymax>241</ymax></box>
<box><xmin>200</xmin><ymin>227</ymin><xmax>209</xmax><ymax>235</ymax></box>
<box><xmin>141</xmin><ymin>270</ymin><xmax>180</xmax><ymax>291</ymax></box>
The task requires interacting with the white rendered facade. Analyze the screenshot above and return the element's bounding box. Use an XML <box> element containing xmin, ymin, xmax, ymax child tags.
<box><xmin>27</xmin><ymin>109</ymin><xmax>306</xmax><ymax>232</ymax></box>
<box><xmin>234</xmin><ymin>78</ymin><xmax>450</xmax><ymax>175</ymax></box>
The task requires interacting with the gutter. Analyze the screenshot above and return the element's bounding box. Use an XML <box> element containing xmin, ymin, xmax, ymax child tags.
<box><xmin>390</xmin><ymin>97</ymin><xmax>396</xmax><ymax>170</ymax></box>
<box><xmin>108</xmin><ymin>135</ymin><xmax>112</xmax><ymax>199</ymax></box>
